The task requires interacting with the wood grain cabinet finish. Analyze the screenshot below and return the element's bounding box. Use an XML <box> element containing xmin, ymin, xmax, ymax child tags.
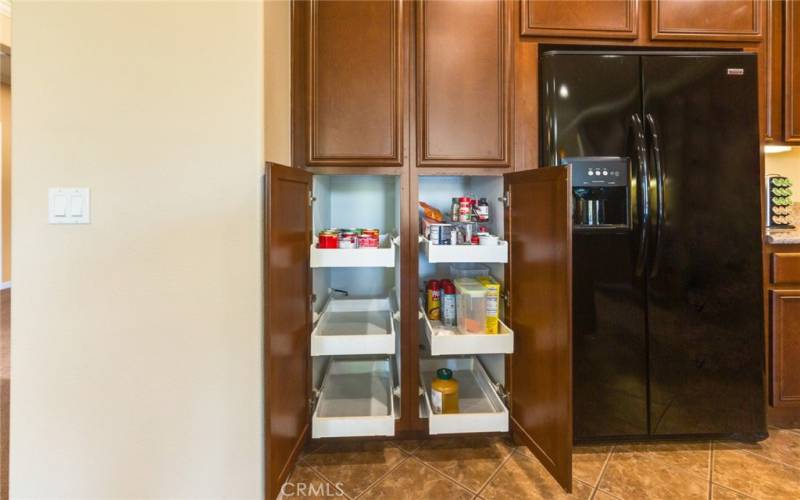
<box><xmin>416</xmin><ymin>0</ymin><xmax>512</xmax><ymax>168</ymax></box>
<box><xmin>787</xmin><ymin>0</ymin><xmax>800</xmax><ymax>143</ymax></box>
<box><xmin>771</xmin><ymin>290</ymin><xmax>800</xmax><ymax>407</ymax></box>
<box><xmin>520</xmin><ymin>0</ymin><xmax>639</xmax><ymax>39</ymax></box>
<box><xmin>765</xmin><ymin>0</ymin><xmax>783</xmax><ymax>143</ymax></box>
<box><xmin>306</xmin><ymin>0</ymin><xmax>404</xmax><ymax>166</ymax></box>
<box><xmin>651</xmin><ymin>0</ymin><xmax>765</xmax><ymax>41</ymax></box>
<box><xmin>772</xmin><ymin>253</ymin><xmax>800</xmax><ymax>285</ymax></box>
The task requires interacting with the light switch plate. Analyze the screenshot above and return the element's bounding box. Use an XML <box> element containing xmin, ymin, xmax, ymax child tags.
<box><xmin>49</xmin><ymin>188</ymin><xmax>90</xmax><ymax>224</ymax></box>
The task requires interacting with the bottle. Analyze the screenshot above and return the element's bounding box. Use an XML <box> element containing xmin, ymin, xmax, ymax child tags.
<box><xmin>441</xmin><ymin>280</ymin><xmax>457</xmax><ymax>327</ymax></box>
<box><xmin>451</xmin><ymin>197</ymin><xmax>460</xmax><ymax>223</ymax></box>
<box><xmin>458</xmin><ymin>197</ymin><xmax>472</xmax><ymax>223</ymax></box>
<box><xmin>477</xmin><ymin>198</ymin><xmax>489</xmax><ymax>222</ymax></box>
<box><xmin>426</xmin><ymin>280</ymin><xmax>442</xmax><ymax>321</ymax></box>
<box><xmin>431</xmin><ymin>368</ymin><xmax>459</xmax><ymax>414</ymax></box>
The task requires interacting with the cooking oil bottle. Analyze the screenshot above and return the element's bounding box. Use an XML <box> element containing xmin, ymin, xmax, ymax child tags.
<box><xmin>431</xmin><ymin>368</ymin><xmax>459</xmax><ymax>414</ymax></box>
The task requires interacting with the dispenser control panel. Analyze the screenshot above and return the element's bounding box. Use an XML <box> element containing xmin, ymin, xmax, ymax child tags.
<box><xmin>565</xmin><ymin>157</ymin><xmax>629</xmax><ymax>187</ymax></box>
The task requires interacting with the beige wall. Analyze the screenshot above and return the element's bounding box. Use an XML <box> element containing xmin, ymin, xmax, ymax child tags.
<box><xmin>11</xmin><ymin>2</ymin><xmax>266</xmax><ymax>497</ymax></box>
<box><xmin>264</xmin><ymin>0</ymin><xmax>291</xmax><ymax>166</ymax></box>
<box><xmin>765</xmin><ymin>147</ymin><xmax>800</xmax><ymax>187</ymax></box>
<box><xmin>1</xmin><ymin>82</ymin><xmax>8</xmax><ymax>283</ymax></box>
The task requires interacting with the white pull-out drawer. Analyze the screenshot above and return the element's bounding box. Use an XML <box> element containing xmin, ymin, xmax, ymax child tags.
<box><xmin>311</xmin><ymin>234</ymin><xmax>397</xmax><ymax>268</ymax></box>
<box><xmin>312</xmin><ymin>358</ymin><xmax>396</xmax><ymax>439</ymax></box>
<box><xmin>311</xmin><ymin>297</ymin><xmax>397</xmax><ymax>356</ymax></box>
<box><xmin>420</xmin><ymin>304</ymin><xmax>513</xmax><ymax>355</ymax></box>
<box><xmin>420</xmin><ymin>356</ymin><xmax>508</xmax><ymax>435</ymax></box>
<box><xmin>421</xmin><ymin>236</ymin><xmax>508</xmax><ymax>263</ymax></box>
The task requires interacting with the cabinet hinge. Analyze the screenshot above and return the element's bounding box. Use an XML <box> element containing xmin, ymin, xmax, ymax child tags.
<box><xmin>499</xmin><ymin>191</ymin><xmax>510</xmax><ymax>208</ymax></box>
<box><xmin>308</xmin><ymin>190</ymin><xmax>316</xmax><ymax>207</ymax></box>
<box><xmin>492</xmin><ymin>382</ymin><xmax>510</xmax><ymax>404</ymax></box>
<box><xmin>502</xmin><ymin>290</ymin><xmax>510</xmax><ymax>303</ymax></box>
<box><xmin>309</xmin><ymin>388</ymin><xmax>321</xmax><ymax>411</ymax></box>
<box><xmin>310</xmin><ymin>293</ymin><xmax>317</xmax><ymax>304</ymax></box>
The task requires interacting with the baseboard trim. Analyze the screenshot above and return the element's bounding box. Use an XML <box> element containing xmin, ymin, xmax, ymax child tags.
<box><xmin>0</xmin><ymin>282</ymin><xmax>10</xmax><ymax>290</ymax></box>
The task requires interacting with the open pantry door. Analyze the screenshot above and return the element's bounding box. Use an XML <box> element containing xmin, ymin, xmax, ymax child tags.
<box><xmin>504</xmin><ymin>165</ymin><xmax>573</xmax><ymax>491</ymax></box>
<box><xmin>265</xmin><ymin>163</ymin><xmax>313</xmax><ymax>500</ymax></box>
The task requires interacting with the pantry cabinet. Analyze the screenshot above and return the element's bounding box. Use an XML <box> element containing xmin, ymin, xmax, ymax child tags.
<box><xmin>416</xmin><ymin>0</ymin><xmax>512</xmax><ymax>168</ymax></box>
<box><xmin>519</xmin><ymin>0</ymin><xmax>639</xmax><ymax>39</ymax></box>
<box><xmin>650</xmin><ymin>0</ymin><xmax>765</xmax><ymax>41</ymax></box>
<box><xmin>292</xmin><ymin>0</ymin><xmax>406</xmax><ymax>167</ymax></box>
<box><xmin>770</xmin><ymin>290</ymin><xmax>800</xmax><ymax>407</ymax></box>
<box><xmin>264</xmin><ymin>163</ymin><xmax>574</xmax><ymax>498</ymax></box>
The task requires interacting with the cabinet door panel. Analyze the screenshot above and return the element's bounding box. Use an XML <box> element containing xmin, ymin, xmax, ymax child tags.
<box><xmin>307</xmin><ymin>0</ymin><xmax>403</xmax><ymax>166</ymax></box>
<box><xmin>505</xmin><ymin>166</ymin><xmax>573</xmax><ymax>491</ymax></box>
<box><xmin>520</xmin><ymin>0</ymin><xmax>639</xmax><ymax>39</ymax></box>
<box><xmin>771</xmin><ymin>290</ymin><xmax>800</xmax><ymax>407</ymax></box>
<box><xmin>787</xmin><ymin>0</ymin><xmax>800</xmax><ymax>143</ymax></box>
<box><xmin>765</xmin><ymin>0</ymin><xmax>783</xmax><ymax>143</ymax></box>
<box><xmin>265</xmin><ymin>163</ymin><xmax>313</xmax><ymax>499</ymax></box>
<box><xmin>417</xmin><ymin>0</ymin><xmax>512</xmax><ymax>168</ymax></box>
<box><xmin>651</xmin><ymin>0</ymin><xmax>764</xmax><ymax>41</ymax></box>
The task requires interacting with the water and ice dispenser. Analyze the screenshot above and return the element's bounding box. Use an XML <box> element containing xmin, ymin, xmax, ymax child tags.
<box><xmin>565</xmin><ymin>157</ymin><xmax>630</xmax><ymax>229</ymax></box>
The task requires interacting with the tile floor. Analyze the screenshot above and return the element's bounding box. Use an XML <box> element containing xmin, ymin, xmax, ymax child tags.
<box><xmin>281</xmin><ymin>426</ymin><xmax>800</xmax><ymax>499</ymax></box>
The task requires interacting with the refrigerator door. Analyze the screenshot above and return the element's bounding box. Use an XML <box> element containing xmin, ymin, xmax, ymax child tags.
<box><xmin>540</xmin><ymin>53</ymin><xmax>649</xmax><ymax>439</ymax></box>
<box><xmin>642</xmin><ymin>54</ymin><xmax>766</xmax><ymax>437</ymax></box>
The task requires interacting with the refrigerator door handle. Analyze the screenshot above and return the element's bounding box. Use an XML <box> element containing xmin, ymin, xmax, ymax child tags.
<box><xmin>646</xmin><ymin>113</ymin><xmax>665</xmax><ymax>279</ymax></box>
<box><xmin>631</xmin><ymin>113</ymin><xmax>650</xmax><ymax>277</ymax></box>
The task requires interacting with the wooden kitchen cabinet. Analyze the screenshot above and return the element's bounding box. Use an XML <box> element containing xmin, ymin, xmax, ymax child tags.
<box><xmin>264</xmin><ymin>162</ymin><xmax>575</xmax><ymax>498</ymax></box>
<box><xmin>292</xmin><ymin>0</ymin><xmax>406</xmax><ymax>167</ymax></box>
<box><xmin>416</xmin><ymin>0</ymin><xmax>512</xmax><ymax>168</ymax></box>
<box><xmin>520</xmin><ymin>0</ymin><xmax>639</xmax><ymax>39</ymax></box>
<box><xmin>651</xmin><ymin>0</ymin><xmax>765</xmax><ymax>41</ymax></box>
<box><xmin>786</xmin><ymin>0</ymin><xmax>800</xmax><ymax>143</ymax></box>
<box><xmin>771</xmin><ymin>290</ymin><xmax>800</xmax><ymax>407</ymax></box>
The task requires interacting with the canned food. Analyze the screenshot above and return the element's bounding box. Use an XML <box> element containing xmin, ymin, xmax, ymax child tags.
<box><xmin>361</xmin><ymin>229</ymin><xmax>380</xmax><ymax>238</ymax></box>
<box><xmin>358</xmin><ymin>234</ymin><xmax>379</xmax><ymax>248</ymax></box>
<box><xmin>338</xmin><ymin>233</ymin><xmax>358</xmax><ymax>249</ymax></box>
<box><xmin>319</xmin><ymin>232</ymin><xmax>339</xmax><ymax>249</ymax></box>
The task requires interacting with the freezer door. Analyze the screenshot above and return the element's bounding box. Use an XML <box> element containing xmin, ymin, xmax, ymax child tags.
<box><xmin>504</xmin><ymin>166</ymin><xmax>573</xmax><ymax>491</ymax></box>
<box><xmin>265</xmin><ymin>163</ymin><xmax>313</xmax><ymax>499</ymax></box>
<box><xmin>541</xmin><ymin>52</ymin><xmax>648</xmax><ymax>440</ymax></box>
<box><xmin>642</xmin><ymin>55</ymin><xmax>766</xmax><ymax>437</ymax></box>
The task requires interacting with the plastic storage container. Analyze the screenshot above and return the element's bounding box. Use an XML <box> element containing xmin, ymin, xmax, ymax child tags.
<box><xmin>449</xmin><ymin>263</ymin><xmax>490</xmax><ymax>279</ymax></box>
<box><xmin>454</xmin><ymin>278</ymin><xmax>487</xmax><ymax>334</ymax></box>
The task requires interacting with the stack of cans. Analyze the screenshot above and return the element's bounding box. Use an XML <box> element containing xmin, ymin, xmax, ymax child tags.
<box><xmin>317</xmin><ymin>228</ymin><xmax>381</xmax><ymax>249</ymax></box>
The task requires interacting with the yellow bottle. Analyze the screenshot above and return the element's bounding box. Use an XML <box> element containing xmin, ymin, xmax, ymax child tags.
<box><xmin>431</xmin><ymin>368</ymin><xmax>459</xmax><ymax>414</ymax></box>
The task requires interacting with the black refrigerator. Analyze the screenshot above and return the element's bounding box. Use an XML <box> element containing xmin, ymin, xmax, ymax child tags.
<box><xmin>541</xmin><ymin>51</ymin><xmax>767</xmax><ymax>441</ymax></box>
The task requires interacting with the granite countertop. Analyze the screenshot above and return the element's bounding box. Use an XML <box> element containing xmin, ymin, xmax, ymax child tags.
<box><xmin>765</xmin><ymin>204</ymin><xmax>800</xmax><ymax>244</ymax></box>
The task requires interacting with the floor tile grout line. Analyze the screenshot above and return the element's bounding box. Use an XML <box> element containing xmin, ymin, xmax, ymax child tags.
<box><xmin>716</xmin><ymin>441</ymin><xmax>800</xmax><ymax>472</ymax></box>
<box><xmin>352</xmin><ymin>454</ymin><xmax>412</xmax><ymax>500</ymax></box>
<box><xmin>301</xmin><ymin>461</ymin><xmax>359</xmax><ymax>500</ymax></box>
<box><xmin>473</xmin><ymin>447</ymin><xmax>516</xmax><ymax>498</ymax></box>
<box><xmin>707</xmin><ymin>441</ymin><xmax>714</xmax><ymax>500</ymax></box>
<box><xmin>589</xmin><ymin>445</ymin><xmax>616</xmax><ymax>499</ymax></box>
<box><xmin>402</xmin><ymin>455</ymin><xmax>478</xmax><ymax>496</ymax></box>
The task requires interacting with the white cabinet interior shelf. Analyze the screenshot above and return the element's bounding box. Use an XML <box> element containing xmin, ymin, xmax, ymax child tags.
<box><xmin>419</xmin><ymin>356</ymin><xmax>508</xmax><ymax>435</ymax></box>
<box><xmin>420</xmin><ymin>305</ymin><xmax>513</xmax><ymax>356</ymax></box>
<box><xmin>312</xmin><ymin>296</ymin><xmax>397</xmax><ymax>356</ymax></box>
<box><xmin>420</xmin><ymin>236</ymin><xmax>508</xmax><ymax>263</ymax></box>
<box><xmin>312</xmin><ymin>358</ymin><xmax>396</xmax><ymax>439</ymax></box>
<box><xmin>311</xmin><ymin>234</ymin><xmax>397</xmax><ymax>268</ymax></box>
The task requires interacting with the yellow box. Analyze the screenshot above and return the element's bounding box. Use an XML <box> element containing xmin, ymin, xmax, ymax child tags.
<box><xmin>476</xmin><ymin>276</ymin><xmax>500</xmax><ymax>334</ymax></box>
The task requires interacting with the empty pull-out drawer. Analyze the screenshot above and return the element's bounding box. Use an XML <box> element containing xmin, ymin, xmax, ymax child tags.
<box><xmin>420</xmin><ymin>304</ymin><xmax>513</xmax><ymax>355</ymax></box>
<box><xmin>312</xmin><ymin>358</ymin><xmax>396</xmax><ymax>438</ymax></box>
<box><xmin>421</xmin><ymin>236</ymin><xmax>508</xmax><ymax>263</ymax></box>
<box><xmin>420</xmin><ymin>357</ymin><xmax>508</xmax><ymax>435</ymax></box>
<box><xmin>311</xmin><ymin>297</ymin><xmax>397</xmax><ymax>356</ymax></box>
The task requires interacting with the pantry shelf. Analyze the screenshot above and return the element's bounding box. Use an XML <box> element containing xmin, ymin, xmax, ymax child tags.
<box><xmin>419</xmin><ymin>305</ymin><xmax>514</xmax><ymax>355</ymax></box>
<box><xmin>311</xmin><ymin>234</ymin><xmax>397</xmax><ymax>268</ymax></box>
<box><xmin>311</xmin><ymin>296</ymin><xmax>397</xmax><ymax>356</ymax></box>
<box><xmin>313</xmin><ymin>358</ymin><xmax>396</xmax><ymax>438</ymax></box>
<box><xmin>420</xmin><ymin>236</ymin><xmax>508</xmax><ymax>263</ymax></box>
<box><xmin>419</xmin><ymin>356</ymin><xmax>508</xmax><ymax>435</ymax></box>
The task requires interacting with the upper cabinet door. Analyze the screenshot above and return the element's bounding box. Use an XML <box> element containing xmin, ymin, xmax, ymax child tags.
<box><xmin>651</xmin><ymin>0</ymin><xmax>765</xmax><ymax>41</ymax></box>
<box><xmin>296</xmin><ymin>0</ymin><xmax>405</xmax><ymax>167</ymax></box>
<box><xmin>504</xmin><ymin>166</ymin><xmax>573</xmax><ymax>491</ymax></box>
<box><xmin>787</xmin><ymin>0</ymin><xmax>800</xmax><ymax>143</ymax></box>
<box><xmin>520</xmin><ymin>0</ymin><xmax>639</xmax><ymax>39</ymax></box>
<box><xmin>416</xmin><ymin>0</ymin><xmax>512</xmax><ymax>168</ymax></box>
<box><xmin>265</xmin><ymin>163</ymin><xmax>313</xmax><ymax>499</ymax></box>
